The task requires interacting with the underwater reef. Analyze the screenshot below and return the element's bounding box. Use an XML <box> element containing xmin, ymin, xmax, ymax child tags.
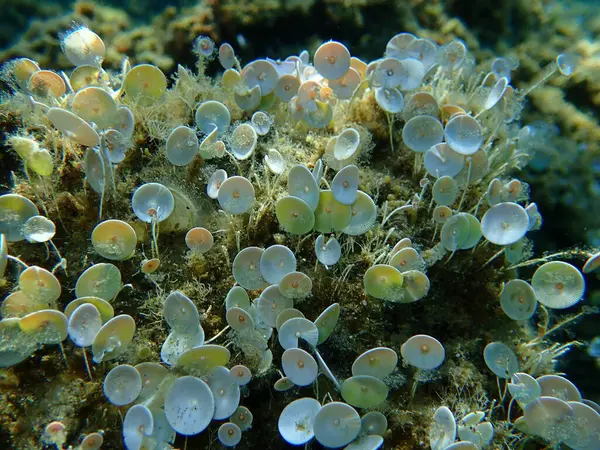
<box><xmin>0</xmin><ymin>1</ymin><xmax>599</xmax><ymax>449</ymax></box>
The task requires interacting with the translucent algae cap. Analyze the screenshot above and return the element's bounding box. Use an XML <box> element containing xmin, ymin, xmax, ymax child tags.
<box><xmin>313</xmin><ymin>402</ymin><xmax>361</xmax><ymax>448</ymax></box>
<box><xmin>164</xmin><ymin>376</ymin><xmax>214</xmax><ymax>435</ymax></box>
<box><xmin>218</xmin><ymin>176</ymin><xmax>255</xmax><ymax>214</ymax></box>
<box><xmin>314</xmin><ymin>41</ymin><xmax>351</xmax><ymax>80</ymax></box>
<box><xmin>260</xmin><ymin>244</ymin><xmax>297</xmax><ymax>285</ymax></box>
<box><xmin>0</xmin><ymin>194</ymin><xmax>40</xmax><ymax>242</ymax></box>
<box><xmin>401</xmin><ymin>334</ymin><xmax>445</xmax><ymax>370</ymax></box>
<box><xmin>131</xmin><ymin>183</ymin><xmax>175</xmax><ymax>223</ymax></box>
<box><xmin>276</xmin><ymin>196</ymin><xmax>315</xmax><ymax>235</ymax></box>
<box><xmin>91</xmin><ymin>219</ymin><xmax>137</xmax><ymax>261</ymax></box>
<box><xmin>103</xmin><ymin>364</ymin><xmax>141</xmax><ymax>406</ymax></box>
<box><xmin>75</xmin><ymin>263</ymin><xmax>122</xmax><ymax>301</ymax></box>
<box><xmin>483</xmin><ymin>341</ymin><xmax>519</xmax><ymax>378</ymax></box>
<box><xmin>352</xmin><ymin>347</ymin><xmax>398</xmax><ymax>379</ymax></box>
<box><xmin>278</xmin><ymin>397</ymin><xmax>321</xmax><ymax>445</ymax></box>
<box><xmin>481</xmin><ymin>202</ymin><xmax>529</xmax><ymax>246</ymax></box>
<box><xmin>531</xmin><ymin>261</ymin><xmax>585</xmax><ymax>309</ymax></box>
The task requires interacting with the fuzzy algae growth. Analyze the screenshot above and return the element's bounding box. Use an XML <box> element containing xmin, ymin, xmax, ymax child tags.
<box><xmin>0</xmin><ymin>11</ymin><xmax>598</xmax><ymax>450</ymax></box>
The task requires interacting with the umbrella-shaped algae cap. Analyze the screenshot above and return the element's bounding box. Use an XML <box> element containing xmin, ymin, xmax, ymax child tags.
<box><xmin>507</xmin><ymin>372</ymin><xmax>541</xmax><ymax>404</ymax></box>
<box><xmin>225</xmin><ymin>286</ymin><xmax>250</xmax><ymax>311</ymax></box>
<box><xmin>19</xmin><ymin>265</ymin><xmax>61</xmax><ymax>305</ymax></box>
<box><xmin>361</xmin><ymin>411</ymin><xmax>388</xmax><ymax>437</ymax></box>
<box><xmin>218</xmin><ymin>176</ymin><xmax>255</xmax><ymax>214</ymax></box>
<box><xmin>278</xmin><ymin>397</ymin><xmax>322</xmax><ymax>445</ymax></box>
<box><xmin>91</xmin><ymin>219</ymin><xmax>137</xmax><ymax>261</ymax></box>
<box><xmin>537</xmin><ymin>374</ymin><xmax>582</xmax><ymax>402</ymax></box>
<box><xmin>0</xmin><ymin>194</ymin><xmax>40</xmax><ymax>242</ymax></box>
<box><xmin>260</xmin><ymin>244</ymin><xmax>297</xmax><ymax>285</ymax></box>
<box><xmin>314</xmin><ymin>303</ymin><xmax>340</xmax><ymax>345</ymax></box>
<box><xmin>123</xmin><ymin>404</ymin><xmax>154</xmax><ymax>450</ymax></box>
<box><xmin>123</xmin><ymin>64</ymin><xmax>167</xmax><ymax>102</ymax></box>
<box><xmin>103</xmin><ymin>364</ymin><xmax>142</xmax><ymax>406</ymax></box>
<box><xmin>92</xmin><ymin>314</ymin><xmax>136</xmax><ymax>363</ymax></box>
<box><xmin>163</xmin><ymin>291</ymin><xmax>200</xmax><ymax>334</ymax></box>
<box><xmin>68</xmin><ymin>303</ymin><xmax>102</xmax><ymax>347</ymax></box>
<box><xmin>134</xmin><ymin>362</ymin><xmax>169</xmax><ymax>402</ymax></box>
<box><xmin>331</xmin><ymin>165</ymin><xmax>359</xmax><ymax>205</ymax></box>
<box><xmin>23</xmin><ymin>216</ymin><xmax>55</xmax><ymax>243</ymax></box>
<box><xmin>75</xmin><ymin>263</ymin><xmax>122</xmax><ymax>301</ymax></box>
<box><xmin>288</xmin><ymin>164</ymin><xmax>319</xmax><ymax>210</ymax></box>
<box><xmin>185</xmin><ymin>227</ymin><xmax>214</xmax><ymax>254</ymax></box>
<box><xmin>229</xmin><ymin>364</ymin><xmax>252</xmax><ymax>386</ymax></box>
<box><xmin>314</xmin><ymin>41</ymin><xmax>351</xmax><ymax>80</ymax></box>
<box><xmin>499</xmin><ymin>279</ymin><xmax>537</xmax><ymax>320</ymax></box>
<box><xmin>131</xmin><ymin>183</ymin><xmax>175</xmax><ymax>223</ymax></box>
<box><xmin>279</xmin><ymin>271</ymin><xmax>313</xmax><ymax>299</ymax></box>
<box><xmin>341</xmin><ymin>375</ymin><xmax>389</xmax><ymax>408</ymax></box>
<box><xmin>401</xmin><ymin>334</ymin><xmax>445</xmax><ymax>370</ymax></box>
<box><xmin>276</xmin><ymin>196</ymin><xmax>315</xmax><ymax>235</ymax></box>
<box><xmin>19</xmin><ymin>309</ymin><xmax>68</xmax><ymax>344</ymax></box>
<box><xmin>430</xmin><ymin>406</ymin><xmax>456</xmax><ymax>450</ymax></box>
<box><xmin>402</xmin><ymin>115</ymin><xmax>444</xmax><ymax>153</ymax></box>
<box><xmin>64</xmin><ymin>296</ymin><xmax>114</xmax><ymax>323</ymax></box>
<box><xmin>481</xmin><ymin>202</ymin><xmax>529</xmax><ymax>246</ymax></box>
<box><xmin>531</xmin><ymin>261</ymin><xmax>585</xmax><ymax>309</ymax></box>
<box><xmin>256</xmin><ymin>285</ymin><xmax>293</xmax><ymax>328</ymax></box>
<box><xmin>229</xmin><ymin>123</ymin><xmax>258</xmax><ymax>160</ymax></box>
<box><xmin>278</xmin><ymin>317</ymin><xmax>319</xmax><ymax>349</ymax></box>
<box><xmin>218</xmin><ymin>422</ymin><xmax>242</xmax><ymax>447</ymax></box>
<box><xmin>46</xmin><ymin>107</ymin><xmax>100</xmax><ymax>147</ymax></box>
<box><xmin>444</xmin><ymin>114</ymin><xmax>483</xmax><ymax>155</ymax></box>
<box><xmin>195</xmin><ymin>100</ymin><xmax>231</xmax><ymax>136</ymax></box>
<box><xmin>313</xmin><ymin>402</ymin><xmax>361</xmax><ymax>448</ymax></box>
<box><xmin>483</xmin><ymin>341</ymin><xmax>519</xmax><ymax>379</ymax></box>
<box><xmin>282</xmin><ymin>348</ymin><xmax>318</xmax><ymax>386</ymax></box>
<box><xmin>523</xmin><ymin>396</ymin><xmax>575</xmax><ymax>442</ymax></box>
<box><xmin>233</xmin><ymin>246</ymin><xmax>268</xmax><ymax>290</ymax></box>
<box><xmin>165</xmin><ymin>376</ymin><xmax>215</xmax><ymax>435</ymax></box>
<box><xmin>165</xmin><ymin>126</ymin><xmax>199</xmax><ymax>166</ymax></box>
<box><xmin>61</xmin><ymin>26</ymin><xmax>105</xmax><ymax>66</ymax></box>
<box><xmin>231</xmin><ymin>406</ymin><xmax>253</xmax><ymax>431</ymax></box>
<box><xmin>176</xmin><ymin>344</ymin><xmax>231</xmax><ymax>375</ymax></box>
<box><xmin>205</xmin><ymin>366</ymin><xmax>241</xmax><ymax>419</ymax></box>
<box><xmin>343</xmin><ymin>191</ymin><xmax>377</xmax><ymax>236</ymax></box>
<box><xmin>71</xmin><ymin>86</ymin><xmax>118</xmax><ymax>130</ymax></box>
<box><xmin>352</xmin><ymin>347</ymin><xmax>397</xmax><ymax>379</ymax></box>
<box><xmin>314</xmin><ymin>190</ymin><xmax>352</xmax><ymax>233</ymax></box>
<box><xmin>363</xmin><ymin>264</ymin><xmax>403</xmax><ymax>301</ymax></box>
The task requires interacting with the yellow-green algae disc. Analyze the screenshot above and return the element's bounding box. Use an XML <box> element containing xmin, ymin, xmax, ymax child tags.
<box><xmin>314</xmin><ymin>190</ymin><xmax>352</xmax><ymax>233</ymax></box>
<box><xmin>314</xmin><ymin>303</ymin><xmax>340</xmax><ymax>345</ymax></box>
<box><xmin>279</xmin><ymin>271</ymin><xmax>313</xmax><ymax>299</ymax></box>
<box><xmin>176</xmin><ymin>344</ymin><xmax>231</xmax><ymax>375</ymax></box>
<box><xmin>276</xmin><ymin>196</ymin><xmax>315</xmax><ymax>235</ymax></box>
<box><xmin>400</xmin><ymin>270</ymin><xmax>430</xmax><ymax>302</ymax></box>
<box><xmin>351</xmin><ymin>347</ymin><xmax>397</xmax><ymax>379</ymax></box>
<box><xmin>71</xmin><ymin>86</ymin><xmax>118</xmax><ymax>130</ymax></box>
<box><xmin>19</xmin><ymin>309</ymin><xmax>68</xmax><ymax>344</ymax></box>
<box><xmin>0</xmin><ymin>193</ymin><xmax>39</xmax><ymax>242</ymax></box>
<box><xmin>28</xmin><ymin>70</ymin><xmax>66</xmax><ymax>98</ymax></box>
<box><xmin>19</xmin><ymin>265</ymin><xmax>61</xmax><ymax>305</ymax></box>
<box><xmin>28</xmin><ymin>149</ymin><xmax>54</xmax><ymax>177</ymax></box>
<box><xmin>123</xmin><ymin>64</ymin><xmax>167</xmax><ymax>102</ymax></box>
<box><xmin>531</xmin><ymin>261</ymin><xmax>585</xmax><ymax>309</ymax></box>
<box><xmin>341</xmin><ymin>375</ymin><xmax>389</xmax><ymax>409</ymax></box>
<box><xmin>70</xmin><ymin>65</ymin><xmax>108</xmax><ymax>91</ymax></box>
<box><xmin>91</xmin><ymin>219</ymin><xmax>137</xmax><ymax>261</ymax></box>
<box><xmin>363</xmin><ymin>264</ymin><xmax>403</xmax><ymax>301</ymax></box>
<box><xmin>75</xmin><ymin>263</ymin><xmax>122</xmax><ymax>301</ymax></box>
<box><xmin>10</xmin><ymin>58</ymin><xmax>40</xmax><ymax>89</ymax></box>
<box><xmin>46</xmin><ymin>107</ymin><xmax>100</xmax><ymax>147</ymax></box>
<box><xmin>0</xmin><ymin>291</ymin><xmax>43</xmax><ymax>319</ymax></box>
<box><xmin>91</xmin><ymin>314</ymin><xmax>136</xmax><ymax>363</ymax></box>
<box><xmin>64</xmin><ymin>296</ymin><xmax>115</xmax><ymax>323</ymax></box>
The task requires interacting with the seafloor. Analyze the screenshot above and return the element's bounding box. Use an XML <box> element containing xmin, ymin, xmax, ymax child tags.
<box><xmin>0</xmin><ymin>0</ymin><xmax>599</xmax><ymax>449</ymax></box>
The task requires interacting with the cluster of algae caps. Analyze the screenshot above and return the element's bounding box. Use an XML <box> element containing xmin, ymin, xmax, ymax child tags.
<box><xmin>0</xmin><ymin>20</ymin><xmax>597</xmax><ymax>450</ymax></box>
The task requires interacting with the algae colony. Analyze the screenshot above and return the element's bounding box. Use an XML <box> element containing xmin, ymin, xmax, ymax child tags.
<box><xmin>0</xmin><ymin>0</ymin><xmax>599</xmax><ymax>449</ymax></box>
